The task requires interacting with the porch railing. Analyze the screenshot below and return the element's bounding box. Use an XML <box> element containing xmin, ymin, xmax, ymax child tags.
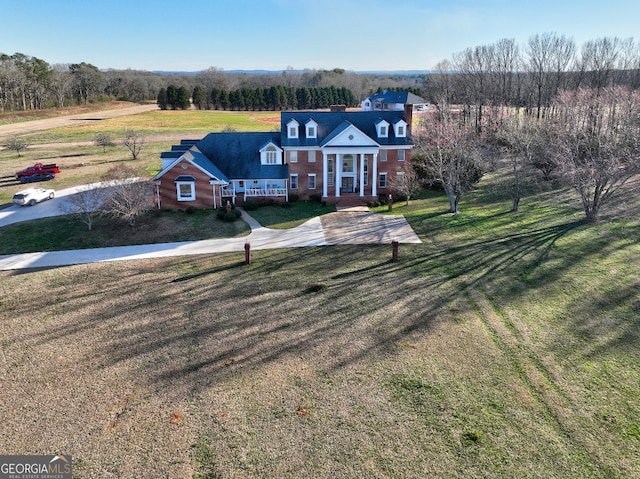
<box><xmin>245</xmin><ymin>188</ymin><xmax>287</xmax><ymax>197</ymax></box>
<box><xmin>221</xmin><ymin>188</ymin><xmax>287</xmax><ymax>197</ymax></box>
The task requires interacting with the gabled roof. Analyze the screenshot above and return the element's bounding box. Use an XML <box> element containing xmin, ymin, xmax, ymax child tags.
<box><xmin>196</xmin><ymin>132</ymin><xmax>288</xmax><ymax>180</ymax></box>
<box><xmin>281</xmin><ymin>110</ymin><xmax>412</xmax><ymax>147</ymax></box>
<box><xmin>319</xmin><ymin>121</ymin><xmax>380</xmax><ymax>148</ymax></box>
<box><xmin>366</xmin><ymin>90</ymin><xmax>427</xmax><ymax>105</ymax></box>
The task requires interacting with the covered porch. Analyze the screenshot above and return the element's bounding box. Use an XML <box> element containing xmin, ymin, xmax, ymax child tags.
<box><xmin>321</xmin><ymin>148</ymin><xmax>379</xmax><ymax>199</ymax></box>
<box><xmin>221</xmin><ymin>178</ymin><xmax>288</xmax><ymax>205</ymax></box>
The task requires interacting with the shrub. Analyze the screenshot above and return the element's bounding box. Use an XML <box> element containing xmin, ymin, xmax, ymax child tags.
<box><xmin>309</xmin><ymin>193</ymin><xmax>322</xmax><ymax>203</ymax></box>
<box><xmin>257</xmin><ymin>198</ymin><xmax>278</xmax><ymax>207</ymax></box>
<box><xmin>222</xmin><ymin>211</ymin><xmax>238</xmax><ymax>222</ymax></box>
<box><xmin>281</xmin><ymin>201</ymin><xmax>293</xmax><ymax>209</ymax></box>
<box><xmin>216</xmin><ymin>204</ymin><xmax>241</xmax><ymax>221</ymax></box>
<box><xmin>243</xmin><ymin>199</ymin><xmax>259</xmax><ymax>211</ymax></box>
<box><xmin>288</xmin><ymin>193</ymin><xmax>299</xmax><ymax>202</ymax></box>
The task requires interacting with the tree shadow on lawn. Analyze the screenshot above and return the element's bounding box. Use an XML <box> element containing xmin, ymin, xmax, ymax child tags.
<box><xmin>13</xmin><ymin>218</ymin><xmax>634</xmax><ymax>395</ymax></box>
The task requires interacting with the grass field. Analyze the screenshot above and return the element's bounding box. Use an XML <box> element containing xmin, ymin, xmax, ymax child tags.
<box><xmin>0</xmin><ymin>106</ymin><xmax>639</xmax><ymax>478</ymax></box>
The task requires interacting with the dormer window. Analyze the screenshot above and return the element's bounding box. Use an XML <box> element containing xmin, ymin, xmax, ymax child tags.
<box><xmin>260</xmin><ymin>142</ymin><xmax>283</xmax><ymax>165</ymax></box>
<box><xmin>287</xmin><ymin>119</ymin><xmax>299</xmax><ymax>139</ymax></box>
<box><xmin>394</xmin><ymin>119</ymin><xmax>408</xmax><ymax>137</ymax></box>
<box><xmin>376</xmin><ymin>120</ymin><xmax>390</xmax><ymax>138</ymax></box>
<box><xmin>306</xmin><ymin>119</ymin><xmax>318</xmax><ymax>139</ymax></box>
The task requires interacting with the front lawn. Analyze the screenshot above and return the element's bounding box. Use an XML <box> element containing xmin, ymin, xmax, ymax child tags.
<box><xmin>243</xmin><ymin>200</ymin><xmax>337</xmax><ymax>228</ymax></box>
<box><xmin>0</xmin><ymin>208</ymin><xmax>250</xmax><ymax>254</ymax></box>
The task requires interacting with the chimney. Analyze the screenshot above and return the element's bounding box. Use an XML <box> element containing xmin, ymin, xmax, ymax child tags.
<box><xmin>404</xmin><ymin>103</ymin><xmax>413</xmax><ymax>130</ymax></box>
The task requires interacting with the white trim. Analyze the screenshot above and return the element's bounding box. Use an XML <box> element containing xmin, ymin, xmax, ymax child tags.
<box><xmin>287</xmin><ymin>119</ymin><xmax>299</xmax><ymax>139</ymax></box>
<box><xmin>306</xmin><ymin>119</ymin><xmax>318</xmax><ymax>138</ymax></box>
<box><xmin>176</xmin><ymin>180</ymin><xmax>196</xmax><ymax>201</ymax></box>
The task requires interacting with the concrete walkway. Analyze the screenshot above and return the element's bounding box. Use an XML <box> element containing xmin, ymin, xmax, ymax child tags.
<box><xmin>0</xmin><ymin>207</ymin><xmax>421</xmax><ymax>271</ymax></box>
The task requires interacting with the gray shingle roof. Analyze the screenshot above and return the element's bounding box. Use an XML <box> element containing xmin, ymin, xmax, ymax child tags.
<box><xmin>196</xmin><ymin>132</ymin><xmax>288</xmax><ymax>180</ymax></box>
<box><xmin>366</xmin><ymin>90</ymin><xmax>427</xmax><ymax>105</ymax></box>
<box><xmin>281</xmin><ymin>110</ymin><xmax>412</xmax><ymax>147</ymax></box>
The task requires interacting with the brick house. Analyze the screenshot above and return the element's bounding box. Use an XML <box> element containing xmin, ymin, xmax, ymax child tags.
<box><xmin>153</xmin><ymin>105</ymin><xmax>414</xmax><ymax>209</ymax></box>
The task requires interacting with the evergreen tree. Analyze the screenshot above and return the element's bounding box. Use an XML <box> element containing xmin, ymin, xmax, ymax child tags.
<box><xmin>192</xmin><ymin>85</ymin><xmax>206</xmax><ymax>109</ymax></box>
<box><xmin>166</xmin><ymin>85</ymin><xmax>178</xmax><ymax>109</ymax></box>
<box><xmin>175</xmin><ymin>86</ymin><xmax>191</xmax><ymax>109</ymax></box>
<box><xmin>157</xmin><ymin>88</ymin><xmax>168</xmax><ymax>110</ymax></box>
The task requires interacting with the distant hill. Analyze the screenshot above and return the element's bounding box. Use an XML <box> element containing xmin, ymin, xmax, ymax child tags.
<box><xmin>152</xmin><ymin>69</ymin><xmax>433</xmax><ymax>76</ymax></box>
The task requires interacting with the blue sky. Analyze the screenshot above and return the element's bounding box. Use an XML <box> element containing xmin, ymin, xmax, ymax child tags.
<box><xmin>1</xmin><ymin>0</ymin><xmax>637</xmax><ymax>72</ymax></box>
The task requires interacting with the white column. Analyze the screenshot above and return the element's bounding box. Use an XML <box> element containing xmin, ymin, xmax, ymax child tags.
<box><xmin>335</xmin><ymin>154</ymin><xmax>341</xmax><ymax>198</ymax></box>
<box><xmin>372</xmin><ymin>152</ymin><xmax>378</xmax><ymax>197</ymax></box>
<box><xmin>359</xmin><ymin>153</ymin><xmax>365</xmax><ymax>196</ymax></box>
<box><xmin>322</xmin><ymin>152</ymin><xmax>328</xmax><ymax>198</ymax></box>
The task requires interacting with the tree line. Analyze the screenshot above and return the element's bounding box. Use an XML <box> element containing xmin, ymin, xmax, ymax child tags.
<box><xmin>3</xmin><ymin>34</ymin><xmax>639</xmax><ymax>115</ymax></box>
<box><xmin>0</xmin><ymin>54</ymin><xmax>407</xmax><ymax>112</ymax></box>
<box><xmin>428</xmin><ymin>34</ymin><xmax>640</xmax><ymax>124</ymax></box>
<box><xmin>158</xmin><ymin>84</ymin><xmax>357</xmax><ymax>110</ymax></box>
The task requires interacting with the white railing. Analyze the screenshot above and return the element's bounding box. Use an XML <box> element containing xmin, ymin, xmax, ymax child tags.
<box><xmin>245</xmin><ymin>188</ymin><xmax>287</xmax><ymax>197</ymax></box>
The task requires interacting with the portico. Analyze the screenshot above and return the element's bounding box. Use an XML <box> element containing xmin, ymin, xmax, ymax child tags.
<box><xmin>321</xmin><ymin>148</ymin><xmax>379</xmax><ymax>199</ymax></box>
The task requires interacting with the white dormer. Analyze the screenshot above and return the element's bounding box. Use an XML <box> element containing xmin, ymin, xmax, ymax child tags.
<box><xmin>376</xmin><ymin>119</ymin><xmax>390</xmax><ymax>138</ymax></box>
<box><xmin>287</xmin><ymin>119</ymin><xmax>299</xmax><ymax>139</ymax></box>
<box><xmin>394</xmin><ymin>119</ymin><xmax>408</xmax><ymax>137</ymax></box>
<box><xmin>306</xmin><ymin>119</ymin><xmax>318</xmax><ymax>139</ymax></box>
<box><xmin>260</xmin><ymin>142</ymin><xmax>283</xmax><ymax>165</ymax></box>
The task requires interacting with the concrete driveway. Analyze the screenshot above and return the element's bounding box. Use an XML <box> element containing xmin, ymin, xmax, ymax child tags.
<box><xmin>0</xmin><ymin>201</ymin><xmax>421</xmax><ymax>270</ymax></box>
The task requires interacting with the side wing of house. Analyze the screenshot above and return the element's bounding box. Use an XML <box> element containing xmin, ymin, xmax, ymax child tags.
<box><xmin>155</xmin><ymin>132</ymin><xmax>288</xmax><ymax>209</ymax></box>
<box><xmin>154</xmin><ymin>146</ymin><xmax>229</xmax><ymax>210</ymax></box>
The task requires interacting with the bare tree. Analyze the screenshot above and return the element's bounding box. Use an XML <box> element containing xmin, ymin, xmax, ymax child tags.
<box><xmin>123</xmin><ymin>128</ymin><xmax>144</xmax><ymax>160</ymax></box>
<box><xmin>575</xmin><ymin>37</ymin><xmax>630</xmax><ymax>92</ymax></box>
<box><xmin>95</xmin><ymin>132</ymin><xmax>115</xmax><ymax>152</ymax></box>
<box><xmin>489</xmin><ymin>114</ymin><xmax>547</xmax><ymax>211</ymax></box>
<box><xmin>60</xmin><ymin>185</ymin><xmax>109</xmax><ymax>231</ymax></box>
<box><xmin>101</xmin><ymin>166</ymin><xmax>154</xmax><ymax>226</ymax></box>
<box><xmin>549</xmin><ymin>86</ymin><xmax>640</xmax><ymax>221</ymax></box>
<box><xmin>5</xmin><ymin>136</ymin><xmax>28</xmax><ymax>156</ymax></box>
<box><xmin>525</xmin><ymin>32</ymin><xmax>576</xmax><ymax>119</ymax></box>
<box><xmin>412</xmin><ymin>102</ymin><xmax>483</xmax><ymax>213</ymax></box>
<box><xmin>50</xmin><ymin>64</ymin><xmax>72</xmax><ymax>108</ymax></box>
<box><xmin>390</xmin><ymin>159</ymin><xmax>422</xmax><ymax>206</ymax></box>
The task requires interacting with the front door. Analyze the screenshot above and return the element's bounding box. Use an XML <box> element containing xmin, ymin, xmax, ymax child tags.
<box><xmin>341</xmin><ymin>176</ymin><xmax>354</xmax><ymax>193</ymax></box>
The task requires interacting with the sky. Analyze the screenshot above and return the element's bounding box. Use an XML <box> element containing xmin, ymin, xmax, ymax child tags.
<box><xmin>1</xmin><ymin>0</ymin><xmax>638</xmax><ymax>72</ymax></box>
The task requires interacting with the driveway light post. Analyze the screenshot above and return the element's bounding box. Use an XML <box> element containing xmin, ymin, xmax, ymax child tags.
<box><xmin>244</xmin><ymin>241</ymin><xmax>251</xmax><ymax>264</ymax></box>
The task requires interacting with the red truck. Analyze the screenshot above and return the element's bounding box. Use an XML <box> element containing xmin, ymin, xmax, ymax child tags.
<box><xmin>16</xmin><ymin>162</ymin><xmax>60</xmax><ymax>180</ymax></box>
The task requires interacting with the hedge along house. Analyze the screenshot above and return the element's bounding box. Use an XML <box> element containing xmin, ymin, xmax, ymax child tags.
<box><xmin>154</xmin><ymin>105</ymin><xmax>414</xmax><ymax>209</ymax></box>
